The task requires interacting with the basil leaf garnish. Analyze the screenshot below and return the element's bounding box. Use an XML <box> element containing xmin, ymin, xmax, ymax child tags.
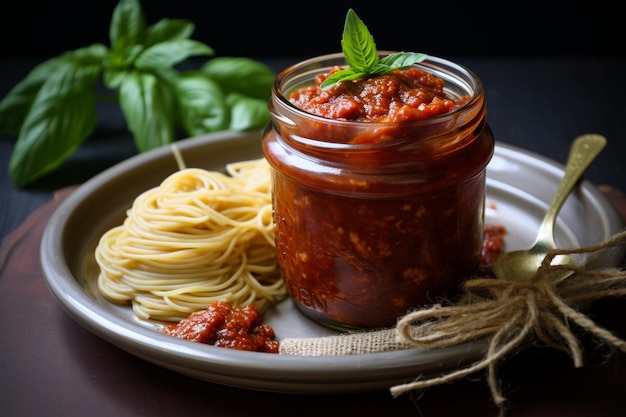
<box><xmin>320</xmin><ymin>9</ymin><xmax>427</xmax><ymax>89</ymax></box>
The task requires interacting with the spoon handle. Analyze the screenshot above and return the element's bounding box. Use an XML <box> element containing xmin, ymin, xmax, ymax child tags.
<box><xmin>532</xmin><ymin>133</ymin><xmax>607</xmax><ymax>252</ymax></box>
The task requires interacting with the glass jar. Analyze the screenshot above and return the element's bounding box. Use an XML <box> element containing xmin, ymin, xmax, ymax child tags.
<box><xmin>262</xmin><ymin>53</ymin><xmax>494</xmax><ymax>331</ymax></box>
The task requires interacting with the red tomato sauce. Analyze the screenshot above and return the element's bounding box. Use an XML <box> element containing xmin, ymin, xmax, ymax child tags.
<box><xmin>288</xmin><ymin>66</ymin><xmax>469</xmax><ymax>124</ymax></box>
<box><xmin>478</xmin><ymin>224</ymin><xmax>507</xmax><ymax>276</ymax></box>
<box><xmin>162</xmin><ymin>301</ymin><xmax>279</xmax><ymax>353</ymax></box>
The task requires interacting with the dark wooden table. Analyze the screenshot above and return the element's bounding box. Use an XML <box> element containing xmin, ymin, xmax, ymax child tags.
<box><xmin>2</xmin><ymin>56</ymin><xmax>626</xmax><ymax>417</ymax></box>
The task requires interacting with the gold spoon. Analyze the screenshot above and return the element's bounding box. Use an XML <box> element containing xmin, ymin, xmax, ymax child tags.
<box><xmin>491</xmin><ymin>133</ymin><xmax>607</xmax><ymax>283</ymax></box>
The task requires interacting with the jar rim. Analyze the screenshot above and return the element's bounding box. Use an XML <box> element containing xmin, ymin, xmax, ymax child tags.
<box><xmin>272</xmin><ymin>52</ymin><xmax>485</xmax><ymax>128</ymax></box>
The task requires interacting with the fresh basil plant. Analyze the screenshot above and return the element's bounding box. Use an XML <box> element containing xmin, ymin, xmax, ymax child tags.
<box><xmin>0</xmin><ymin>0</ymin><xmax>275</xmax><ymax>186</ymax></box>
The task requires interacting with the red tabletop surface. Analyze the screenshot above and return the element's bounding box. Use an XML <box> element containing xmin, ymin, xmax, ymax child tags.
<box><xmin>2</xmin><ymin>185</ymin><xmax>626</xmax><ymax>417</ymax></box>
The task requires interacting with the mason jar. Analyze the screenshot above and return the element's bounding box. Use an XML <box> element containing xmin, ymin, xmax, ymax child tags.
<box><xmin>262</xmin><ymin>52</ymin><xmax>495</xmax><ymax>330</ymax></box>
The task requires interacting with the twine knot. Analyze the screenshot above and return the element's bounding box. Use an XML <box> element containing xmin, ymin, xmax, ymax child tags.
<box><xmin>392</xmin><ymin>229</ymin><xmax>626</xmax><ymax>416</ymax></box>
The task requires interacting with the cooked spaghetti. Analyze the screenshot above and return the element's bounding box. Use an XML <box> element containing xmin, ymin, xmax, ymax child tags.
<box><xmin>95</xmin><ymin>158</ymin><xmax>286</xmax><ymax>322</ymax></box>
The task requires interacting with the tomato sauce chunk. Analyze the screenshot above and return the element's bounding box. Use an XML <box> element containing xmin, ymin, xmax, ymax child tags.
<box><xmin>478</xmin><ymin>224</ymin><xmax>507</xmax><ymax>276</ymax></box>
<box><xmin>163</xmin><ymin>301</ymin><xmax>279</xmax><ymax>353</ymax></box>
<box><xmin>481</xmin><ymin>224</ymin><xmax>507</xmax><ymax>266</ymax></box>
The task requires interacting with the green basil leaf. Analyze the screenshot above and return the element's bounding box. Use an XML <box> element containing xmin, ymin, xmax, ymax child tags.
<box><xmin>322</xmin><ymin>9</ymin><xmax>427</xmax><ymax>88</ymax></box>
<box><xmin>146</xmin><ymin>18</ymin><xmax>195</xmax><ymax>46</ymax></box>
<box><xmin>226</xmin><ymin>93</ymin><xmax>271</xmax><ymax>131</ymax></box>
<box><xmin>201</xmin><ymin>57</ymin><xmax>275</xmax><ymax>100</ymax></box>
<box><xmin>66</xmin><ymin>43</ymin><xmax>109</xmax><ymax>64</ymax></box>
<box><xmin>176</xmin><ymin>71</ymin><xmax>228</xmax><ymax>135</ymax></box>
<box><xmin>340</xmin><ymin>9</ymin><xmax>378</xmax><ymax>72</ymax></box>
<box><xmin>319</xmin><ymin>68</ymin><xmax>366</xmax><ymax>89</ymax></box>
<box><xmin>109</xmin><ymin>0</ymin><xmax>146</xmax><ymax>50</ymax></box>
<box><xmin>135</xmin><ymin>39</ymin><xmax>214</xmax><ymax>70</ymax></box>
<box><xmin>103</xmin><ymin>67</ymin><xmax>129</xmax><ymax>89</ymax></box>
<box><xmin>106</xmin><ymin>44</ymin><xmax>145</xmax><ymax>73</ymax></box>
<box><xmin>379</xmin><ymin>52</ymin><xmax>428</xmax><ymax>69</ymax></box>
<box><xmin>8</xmin><ymin>59</ymin><xmax>102</xmax><ymax>186</ymax></box>
<box><xmin>118</xmin><ymin>71</ymin><xmax>176</xmax><ymax>152</ymax></box>
<box><xmin>0</xmin><ymin>44</ymin><xmax>107</xmax><ymax>136</ymax></box>
<box><xmin>0</xmin><ymin>59</ymin><xmax>65</xmax><ymax>136</ymax></box>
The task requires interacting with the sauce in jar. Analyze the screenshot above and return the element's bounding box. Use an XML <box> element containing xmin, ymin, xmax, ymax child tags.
<box><xmin>289</xmin><ymin>66</ymin><xmax>468</xmax><ymax>124</ymax></box>
<box><xmin>263</xmin><ymin>53</ymin><xmax>494</xmax><ymax>330</ymax></box>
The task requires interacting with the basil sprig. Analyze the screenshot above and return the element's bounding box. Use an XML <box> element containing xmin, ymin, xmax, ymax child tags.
<box><xmin>0</xmin><ymin>0</ymin><xmax>275</xmax><ymax>187</ymax></box>
<box><xmin>320</xmin><ymin>9</ymin><xmax>427</xmax><ymax>89</ymax></box>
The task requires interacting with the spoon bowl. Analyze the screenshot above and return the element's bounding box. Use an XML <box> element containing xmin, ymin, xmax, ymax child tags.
<box><xmin>491</xmin><ymin>134</ymin><xmax>607</xmax><ymax>283</ymax></box>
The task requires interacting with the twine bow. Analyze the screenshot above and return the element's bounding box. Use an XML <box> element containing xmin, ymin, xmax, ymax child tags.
<box><xmin>391</xmin><ymin>229</ymin><xmax>626</xmax><ymax>416</ymax></box>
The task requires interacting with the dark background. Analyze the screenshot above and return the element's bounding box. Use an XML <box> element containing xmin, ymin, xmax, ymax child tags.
<box><xmin>1</xmin><ymin>0</ymin><xmax>623</xmax><ymax>60</ymax></box>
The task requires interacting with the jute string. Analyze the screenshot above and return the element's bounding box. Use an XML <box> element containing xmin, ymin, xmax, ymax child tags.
<box><xmin>279</xmin><ymin>229</ymin><xmax>626</xmax><ymax>416</ymax></box>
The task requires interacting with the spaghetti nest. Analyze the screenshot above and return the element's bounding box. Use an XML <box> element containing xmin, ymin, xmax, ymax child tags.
<box><xmin>95</xmin><ymin>158</ymin><xmax>286</xmax><ymax>322</ymax></box>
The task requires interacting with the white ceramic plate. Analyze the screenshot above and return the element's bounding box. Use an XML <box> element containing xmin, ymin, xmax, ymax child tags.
<box><xmin>41</xmin><ymin>130</ymin><xmax>624</xmax><ymax>393</ymax></box>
